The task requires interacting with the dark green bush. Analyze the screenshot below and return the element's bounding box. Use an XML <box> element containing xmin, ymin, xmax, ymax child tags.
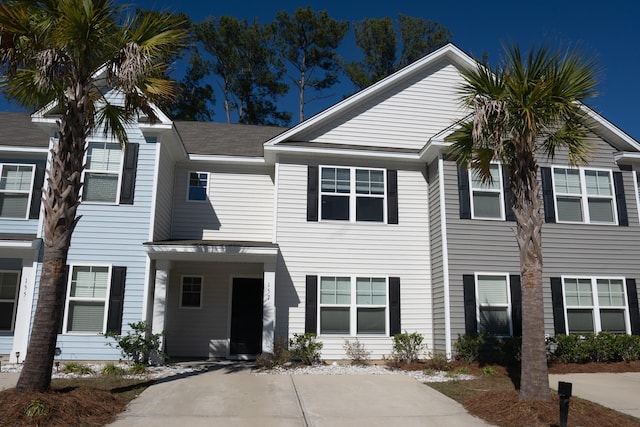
<box><xmin>391</xmin><ymin>331</ymin><xmax>426</xmax><ymax>363</ymax></box>
<box><xmin>549</xmin><ymin>332</ymin><xmax>640</xmax><ymax>363</ymax></box>
<box><xmin>289</xmin><ymin>333</ymin><xmax>323</xmax><ymax>365</ymax></box>
<box><xmin>453</xmin><ymin>334</ymin><xmax>521</xmax><ymax>365</ymax></box>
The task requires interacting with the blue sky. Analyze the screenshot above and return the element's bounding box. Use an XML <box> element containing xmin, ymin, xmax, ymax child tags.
<box><xmin>3</xmin><ymin>0</ymin><xmax>639</xmax><ymax>140</ymax></box>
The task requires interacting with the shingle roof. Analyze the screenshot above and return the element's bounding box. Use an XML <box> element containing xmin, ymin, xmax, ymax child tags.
<box><xmin>174</xmin><ymin>121</ymin><xmax>287</xmax><ymax>156</ymax></box>
<box><xmin>0</xmin><ymin>112</ymin><xmax>50</xmax><ymax>147</ymax></box>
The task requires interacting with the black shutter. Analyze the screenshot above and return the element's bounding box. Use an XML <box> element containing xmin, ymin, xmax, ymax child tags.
<box><xmin>613</xmin><ymin>171</ymin><xmax>628</xmax><ymax>226</ymax></box>
<box><xmin>119</xmin><ymin>143</ymin><xmax>139</xmax><ymax>205</ymax></box>
<box><xmin>550</xmin><ymin>277</ymin><xmax>565</xmax><ymax>334</ymax></box>
<box><xmin>387</xmin><ymin>169</ymin><xmax>398</xmax><ymax>224</ymax></box>
<box><xmin>307</xmin><ymin>166</ymin><xmax>318</xmax><ymax>222</ymax></box>
<box><xmin>457</xmin><ymin>165</ymin><xmax>471</xmax><ymax>219</ymax></box>
<box><xmin>106</xmin><ymin>266</ymin><xmax>127</xmax><ymax>334</ymax></box>
<box><xmin>389</xmin><ymin>277</ymin><xmax>401</xmax><ymax>336</ymax></box>
<box><xmin>305</xmin><ymin>275</ymin><xmax>318</xmax><ymax>333</ymax></box>
<box><xmin>540</xmin><ymin>167</ymin><xmax>556</xmax><ymax>223</ymax></box>
<box><xmin>626</xmin><ymin>278</ymin><xmax>640</xmax><ymax>335</ymax></box>
<box><xmin>502</xmin><ymin>166</ymin><xmax>515</xmax><ymax>222</ymax></box>
<box><xmin>509</xmin><ymin>275</ymin><xmax>522</xmax><ymax>336</ymax></box>
<box><xmin>463</xmin><ymin>274</ymin><xmax>477</xmax><ymax>335</ymax></box>
<box><xmin>29</xmin><ymin>165</ymin><xmax>45</xmax><ymax>219</ymax></box>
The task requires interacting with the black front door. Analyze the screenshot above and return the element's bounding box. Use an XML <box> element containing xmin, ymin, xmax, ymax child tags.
<box><xmin>230</xmin><ymin>278</ymin><xmax>263</xmax><ymax>355</ymax></box>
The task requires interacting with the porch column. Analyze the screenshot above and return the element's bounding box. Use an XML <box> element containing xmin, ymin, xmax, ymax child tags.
<box><xmin>11</xmin><ymin>254</ymin><xmax>38</xmax><ymax>363</ymax></box>
<box><xmin>151</xmin><ymin>260</ymin><xmax>171</xmax><ymax>363</ymax></box>
<box><xmin>262</xmin><ymin>261</ymin><xmax>276</xmax><ymax>354</ymax></box>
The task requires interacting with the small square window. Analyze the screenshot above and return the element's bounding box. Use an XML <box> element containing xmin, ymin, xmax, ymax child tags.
<box><xmin>181</xmin><ymin>276</ymin><xmax>203</xmax><ymax>308</ymax></box>
<box><xmin>188</xmin><ymin>172</ymin><xmax>209</xmax><ymax>201</ymax></box>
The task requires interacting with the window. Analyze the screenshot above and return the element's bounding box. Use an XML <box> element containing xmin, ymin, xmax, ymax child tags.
<box><xmin>563</xmin><ymin>277</ymin><xmax>629</xmax><ymax>334</ymax></box>
<box><xmin>476</xmin><ymin>274</ymin><xmax>511</xmax><ymax>336</ymax></box>
<box><xmin>553</xmin><ymin>167</ymin><xmax>616</xmax><ymax>224</ymax></box>
<box><xmin>470</xmin><ymin>164</ymin><xmax>504</xmax><ymax>219</ymax></box>
<box><xmin>187</xmin><ymin>172</ymin><xmax>209</xmax><ymax>201</ymax></box>
<box><xmin>180</xmin><ymin>276</ymin><xmax>203</xmax><ymax>308</ymax></box>
<box><xmin>0</xmin><ymin>271</ymin><xmax>20</xmax><ymax>331</ymax></box>
<box><xmin>319</xmin><ymin>276</ymin><xmax>387</xmax><ymax>335</ymax></box>
<box><xmin>65</xmin><ymin>266</ymin><xmax>110</xmax><ymax>333</ymax></box>
<box><xmin>0</xmin><ymin>164</ymin><xmax>34</xmax><ymax>219</ymax></box>
<box><xmin>83</xmin><ymin>141</ymin><xmax>122</xmax><ymax>203</ymax></box>
<box><xmin>320</xmin><ymin>166</ymin><xmax>385</xmax><ymax>222</ymax></box>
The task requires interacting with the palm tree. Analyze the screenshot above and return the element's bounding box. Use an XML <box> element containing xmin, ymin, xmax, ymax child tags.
<box><xmin>0</xmin><ymin>0</ymin><xmax>187</xmax><ymax>393</ymax></box>
<box><xmin>448</xmin><ymin>45</ymin><xmax>598</xmax><ymax>401</ymax></box>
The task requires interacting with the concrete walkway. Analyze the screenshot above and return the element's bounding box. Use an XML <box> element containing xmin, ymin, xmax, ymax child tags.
<box><xmin>549</xmin><ymin>372</ymin><xmax>640</xmax><ymax>420</ymax></box>
<box><xmin>109</xmin><ymin>366</ymin><xmax>491</xmax><ymax>427</ymax></box>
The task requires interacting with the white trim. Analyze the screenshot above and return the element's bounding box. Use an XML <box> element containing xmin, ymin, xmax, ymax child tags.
<box><xmin>63</xmin><ymin>264</ymin><xmax>113</xmax><ymax>335</ymax></box>
<box><xmin>143</xmin><ymin>143</ymin><xmax>162</xmax><ymax>321</ymax></box>
<box><xmin>468</xmin><ymin>163</ymin><xmax>506</xmax><ymax>221</ymax></box>
<box><xmin>0</xmin><ymin>163</ymin><xmax>36</xmax><ymax>220</ymax></box>
<box><xmin>438</xmin><ymin>155</ymin><xmax>452</xmax><ymax>357</ymax></box>
<box><xmin>186</xmin><ymin>171</ymin><xmax>210</xmax><ymax>202</ymax></box>
<box><xmin>189</xmin><ymin>154</ymin><xmax>266</xmax><ymax>164</ymax></box>
<box><xmin>0</xmin><ymin>239</ymin><xmax>40</xmax><ymax>249</ymax></box>
<box><xmin>179</xmin><ymin>275</ymin><xmax>204</xmax><ymax>309</ymax></box>
<box><xmin>264</xmin><ymin>144</ymin><xmax>419</xmax><ymax>163</ymax></box>
<box><xmin>634</xmin><ymin>170</ymin><xmax>640</xmax><ymax>225</ymax></box>
<box><xmin>474</xmin><ymin>272</ymin><xmax>513</xmax><ymax>337</ymax></box>
<box><xmin>144</xmin><ymin>244</ymin><xmax>278</xmax><ymax>257</ymax></box>
<box><xmin>80</xmin><ymin>141</ymin><xmax>124</xmax><ymax>205</ymax></box>
<box><xmin>0</xmin><ymin>146</ymin><xmax>49</xmax><ymax>154</ymax></box>
<box><xmin>272</xmin><ymin>162</ymin><xmax>280</xmax><ymax>244</ymax></box>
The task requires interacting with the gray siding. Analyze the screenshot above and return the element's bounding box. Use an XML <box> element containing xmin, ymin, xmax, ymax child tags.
<box><xmin>443</xmin><ymin>134</ymin><xmax>640</xmax><ymax>341</ymax></box>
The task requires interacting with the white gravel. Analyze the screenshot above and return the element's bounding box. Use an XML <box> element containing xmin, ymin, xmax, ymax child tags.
<box><xmin>1</xmin><ymin>361</ymin><xmax>474</xmax><ymax>383</ymax></box>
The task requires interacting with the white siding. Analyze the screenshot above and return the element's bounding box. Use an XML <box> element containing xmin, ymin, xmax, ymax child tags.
<box><xmin>171</xmin><ymin>163</ymin><xmax>274</xmax><ymax>242</ymax></box>
<box><xmin>274</xmin><ymin>161</ymin><xmax>431</xmax><ymax>359</ymax></box>
<box><xmin>299</xmin><ymin>62</ymin><xmax>468</xmax><ymax>150</ymax></box>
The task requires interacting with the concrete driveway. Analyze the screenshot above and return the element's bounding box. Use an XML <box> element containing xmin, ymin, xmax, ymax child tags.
<box><xmin>109</xmin><ymin>365</ymin><xmax>491</xmax><ymax>427</ymax></box>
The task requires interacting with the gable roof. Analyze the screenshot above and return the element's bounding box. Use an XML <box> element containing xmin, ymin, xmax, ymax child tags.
<box><xmin>0</xmin><ymin>112</ymin><xmax>50</xmax><ymax>147</ymax></box>
<box><xmin>175</xmin><ymin>121</ymin><xmax>287</xmax><ymax>157</ymax></box>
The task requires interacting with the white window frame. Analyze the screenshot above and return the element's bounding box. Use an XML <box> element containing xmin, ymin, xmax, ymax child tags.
<box><xmin>552</xmin><ymin>166</ymin><xmax>618</xmax><ymax>225</ymax></box>
<box><xmin>81</xmin><ymin>140</ymin><xmax>123</xmax><ymax>204</ymax></box>
<box><xmin>317</xmin><ymin>275</ymin><xmax>389</xmax><ymax>336</ymax></box>
<box><xmin>469</xmin><ymin>164</ymin><xmax>505</xmax><ymax>220</ymax></box>
<box><xmin>186</xmin><ymin>171</ymin><xmax>210</xmax><ymax>202</ymax></box>
<box><xmin>0</xmin><ymin>270</ymin><xmax>21</xmax><ymax>332</ymax></box>
<box><xmin>180</xmin><ymin>275</ymin><xmax>204</xmax><ymax>309</ymax></box>
<box><xmin>63</xmin><ymin>264</ymin><xmax>112</xmax><ymax>335</ymax></box>
<box><xmin>319</xmin><ymin>166</ymin><xmax>387</xmax><ymax>223</ymax></box>
<box><xmin>562</xmin><ymin>276</ymin><xmax>630</xmax><ymax>334</ymax></box>
<box><xmin>475</xmin><ymin>272</ymin><xmax>512</xmax><ymax>337</ymax></box>
<box><xmin>0</xmin><ymin>163</ymin><xmax>35</xmax><ymax>220</ymax></box>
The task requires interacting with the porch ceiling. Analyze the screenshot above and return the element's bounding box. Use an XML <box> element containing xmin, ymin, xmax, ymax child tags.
<box><xmin>143</xmin><ymin>240</ymin><xmax>279</xmax><ymax>263</ymax></box>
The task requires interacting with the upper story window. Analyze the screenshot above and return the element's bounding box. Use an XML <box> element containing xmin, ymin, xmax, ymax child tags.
<box><xmin>552</xmin><ymin>167</ymin><xmax>616</xmax><ymax>224</ymax></box>
<box><xmin>470</xmin><ymin>164</ymin><xmax>504</xmax><ymax>220</ymax></box>
<box><xmin>476</xmin><ymin>274</ymin><xmax>512</xmax><ymax>336</ymax></box>
<box><xmin>188</xmin><ymin>172</ymin><xmax>209</xmax><ymax>201</ymax></box>
<box><xmin>0</xmin><ymin>163</ymin><xmax>35</xmax><ymax>219</ymax></box>
<box><xmin>0</xmin><ymin>270</ymin><xmax>20</xmax><ymax>331</ymax></box>
<box><xmin>320</xmin><ymin>166</ymin><xmax>385</xmax><ymax>222</ymax></box>
<box><xmin>83</xmin><ymin>142</ymin><xmax>123</xmax><ymax>203</ymax></box>
<box><xmin>318</xmin><ymin>276</ymin><xmax>388</xmax><ymax>335</ymax></box>
<box><xmin>563</xmin><ymin>277</ymin><xmax>629</xmax><ymax>334</ymax></box>
<box><xmin>64</xmin><ymin>265</ymin><xmax>111</xmax><ymax>334</ymax></box>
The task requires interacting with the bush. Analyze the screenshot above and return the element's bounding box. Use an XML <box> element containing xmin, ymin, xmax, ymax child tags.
<box><xmin>549</xmin><ymin>332</ymin><xmax>640</xmax><ymax>363</ymax></box>
<box><xmin>62</xmin><ymin>362</ymin><xmax>94</xmax><ymax>375</ymax></box>
<box><xmin>343</xmin><ymin>339</ymin><xmax>371</xmax><ymax>365</ymax></box>
<box><xmin>102</xmin><ymin>363</ymin><xmax>126</xmax><ymax>376</ymax></box>
<box><xmin>105</xmin><ymin>321</ymin><xmax>164</xmax><ymax>365</ymax></box>
<box><xmin>289</xmin><ymin>333</ymin><xmax>323</xmax><ymax>365</ymax></box>
<box><xmin>391</xmin><ymin>331</ymin><xmax>426</xmax><ymax>363</ymax></box>
<box><xmin>256</xmin><ymin>336</ymin><xmax>291</xmax><ymax>369</ymax></box>
<box><xmin>128</xmin><ymin>363</ymin><xmax>148</xmax><ymax>375</ymax></box>
<box><xmin>425</xmin><ymin>351</ymin><xmax>450</xmax><ymax>371</ymax></box>
<box><xmin>453</xmin><ymin>334</ymin><xmax>521</xmax><ymax>365</ymax></box>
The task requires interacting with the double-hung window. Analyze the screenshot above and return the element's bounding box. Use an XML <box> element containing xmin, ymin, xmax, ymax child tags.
<box><xmin>320</xmin><ymin>166</ymin><xmax>385</xmax><ymax>222</ymax></box>
<box><xmin>319</xmin><ymin>276</ymin><xmax>387</xmax><ymax>335</ymax></box>
<box><xmin>476</xmin><ymin>274</ymin><xmax>511</xmax><ymax>336</ymax></box>
<box><xmin>0</xmin><ymin>164</ymin><xmax>35</xmax><ymax>219</ymax></box>
<box><xmin>180</xmin><ymin>276</ymin><xmax>203</xmax><ymax>308</ymax></box>
<box><xmin>83</xmin><ymin>141</ymin><xmax>123</xmax><ymax>203</ymax></box>
<box><xmin>553</xmin><ymin>167</ymin><xmax>616</xmax><ymax>224</ymax></box>
<box><xmin>0</xmin><ymin>271</ymin><xmax>20</xmax><ymax>331</ymax></box>
<box><xmin>65</xmin><ymin>265</ymin><xmax>110</xmax><ymax>333</ymax></box>
<box><xmin>469</xmin><ymin>164</ymin><xmax>504</xmax><ymax>219</ymax></box>
<box><xmin>563</xmin><ymin>277</ymin><xmax>629</xmax><ymax>334</ymax></box>
<box><xmin>187</xmin><ymin>172</ymin><xmax>209</xmax><ymax>201</ymax></box>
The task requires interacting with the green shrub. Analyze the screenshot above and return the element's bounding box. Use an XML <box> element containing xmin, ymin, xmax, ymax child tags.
<box><xmin>343</xmin><ymin>339</ymin><xmax>371</xmax><ymax>365</ymax></box>
<box><xmin>105</xmin><ymin>321</ymin><xmax>164</xmax><ymax>365</ymax></box>
<box><xmin>24</xmin><ymin>400</ymin><xmax>48</xmax><ymax>418</ymax></box>
<box><xmin>102</xmin><ymin>363</ymin><xmax>126</xmax><ymax>376</ymax></box>
<box><xmin>549</xmin><ymin>332</ymin><xmax>640</xmax><ymax>363</ymax></box>
<box><xmin>425</xmin><ymin>351</ymin><xmax>450</xmax><ymax>371</ymax></box>
<box><xmin>128</xmin><ymin>363</ymin><xmax>148</xmax><ymax>375</ymax></box>
<box><xmin>453</xmin><ymin>334</ymin><xmax>521</xmax><ymax>365</ymax></box>
<box><xmin>391</xmin><ymin>331</ymin><xmax>426</xmax><ymax>363</ymax></box>
<box><xmin>256</xmin><ymin>336</ymin><xmax>291</xmax><ymax>369</ymax></box>
<box><xmin>289</xmin><ymin>333</ymin><xmax>323</xmax><ymax>365</ymax></box>
<box><xmin>453</xmin><ymin>334</ymin><xmax>480</xmax><ymax>363</ymax></box>
<box><xmin>62</xmin><ymin>362</ymin><xmax>95</xmax><ymax>375</ymax></box>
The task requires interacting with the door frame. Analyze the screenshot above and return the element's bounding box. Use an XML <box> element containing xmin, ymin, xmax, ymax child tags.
<box><xmin>227</xmin><ymin>274</ymin><xmax>264</xmax><ymax>359</ymax></box>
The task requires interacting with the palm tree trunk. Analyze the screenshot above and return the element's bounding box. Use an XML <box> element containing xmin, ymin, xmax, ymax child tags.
<box><xmin>15</xmin><ymin>101</ymin><xmax>85</xmax><ymax>393</ymax></box>
<box><xmin>511</xmin><ymin>145</ymin><xmax>551</xmax><ymax>402</ymax></box>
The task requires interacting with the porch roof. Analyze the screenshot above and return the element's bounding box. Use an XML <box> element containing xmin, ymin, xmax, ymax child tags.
<box><xmin>143</xmin><ymin>240</ymin><xmax>279</xmax><ymax>262</ymax></box>
<box><xmin>0</xmin><ymin>233</ymin><xmax>40</xmax><ymax>249</ymax></box>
